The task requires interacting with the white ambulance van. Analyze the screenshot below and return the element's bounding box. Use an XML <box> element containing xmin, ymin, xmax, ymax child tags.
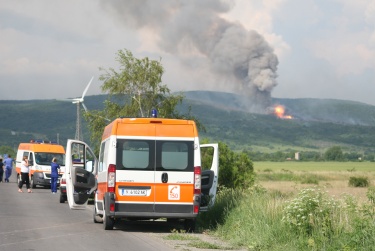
<box><xmin>65</xmin><ymin>116</ymin><xmax>219</xmax><ymax>231</ymax></box>
<box><xmin>16</xmin><ymin>140</ymin><xmax>65</xmax><ymax>188</ymax></box>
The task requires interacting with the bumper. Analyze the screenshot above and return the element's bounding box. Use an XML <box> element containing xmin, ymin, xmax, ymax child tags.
<box><xmin>99</xmin><ymin>193</ymin><xmax>198</xmax><ymax>220</ymax></box>
<box><xmin>33</xmin><ymin>178</ymin><xmax>60</xmax><ymax>186</ymax></box>
<box><xmin>60</xmin><ymin>185</ymin><xmax>66</xmax><ymax>194</ymax></box>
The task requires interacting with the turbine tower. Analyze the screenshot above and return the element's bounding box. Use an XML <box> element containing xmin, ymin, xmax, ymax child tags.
<box><xmin>59</xmin><ymin>76</ymin><xmax>94</xmax><ymax>141</ymax></box>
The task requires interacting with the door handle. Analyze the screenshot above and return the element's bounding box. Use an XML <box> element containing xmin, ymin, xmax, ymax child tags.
<box><xmin>161</xmin><ymin>173</ymin><xmax>168</xmax><ymax>183</ymax></box>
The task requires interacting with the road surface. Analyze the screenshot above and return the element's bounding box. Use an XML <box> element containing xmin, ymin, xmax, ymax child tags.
<box><xmin>0</xmin><ymin>170</ymin><xmax>176</xmax><ymax>251</ymax></box>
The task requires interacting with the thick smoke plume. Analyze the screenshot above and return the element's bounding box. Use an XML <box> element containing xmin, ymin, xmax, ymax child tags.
<box><xmin>101</xmin><ymin>0</ymin><xmax>278</xmax><ymax>113</ymax></box>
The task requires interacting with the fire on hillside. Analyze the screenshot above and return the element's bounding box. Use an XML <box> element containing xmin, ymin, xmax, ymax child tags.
<box><xmin>270</xmin><ymin>105</ymin><xmax>293</xmax><ymax>119</ymax></box>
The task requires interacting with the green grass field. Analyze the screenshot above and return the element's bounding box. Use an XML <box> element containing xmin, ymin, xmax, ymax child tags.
<box><xmin>254</xmin><ymin>161</ymin><xmax>375</xmax><ymax>172</ymax></box>
<box><xmin>197</xmin><ymin>161</ymin><xmax>375</xmax><ymax>251</ymax></box>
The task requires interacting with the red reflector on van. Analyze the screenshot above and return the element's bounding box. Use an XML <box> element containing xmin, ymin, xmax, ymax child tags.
<box><xmin>194</xmin><ymin>205</ymin><xmax>199</xmax><ymax>214</ymax></box>
<box><xmin>110</xmin><ymin>203</ymin><xmax>115</xmax><ymax>212</ymax></box>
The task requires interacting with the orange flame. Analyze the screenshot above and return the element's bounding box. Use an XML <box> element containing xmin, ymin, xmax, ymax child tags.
<box><xmin>273</xmin><ymin>105</ymin><xmax>293</xmax><ymax>119</ymax></box>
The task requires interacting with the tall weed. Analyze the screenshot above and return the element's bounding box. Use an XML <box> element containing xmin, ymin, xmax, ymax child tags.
<box><xmin>203</xmin><ymin>186</ymin><xmax>375</xmax><ymax>250</ymax></box>
<box><xmin>282</xmin><ymin>187</ymin><xmax>339</xmax><ymax>235</ymax></box>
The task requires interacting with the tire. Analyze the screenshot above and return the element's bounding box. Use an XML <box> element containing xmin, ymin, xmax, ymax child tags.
<box><xmin>59</xmin><ymin>194</ymin><xmax>66</xmax><ymax>203</ymax></box>
<box><xmin>93</xmin><ymin>204</ymin><xmax>103</xmax><ymax>223</ymax></box>
<box><xmin>184</xmin><ymin>219</ymin><xmax>196</xmax><ymax>233</ymax></box>
<box><xmin>103</xmin><ymin>203</ymin><xmax>114</xmax><ymax>230</ymax></box>
<box><xmin>31</xmin><ymin>176</ymin><xmax>36</xmax><ymax>189</ymax></box>
<box><xmin>17</xmin><ymin>174</ymin><xmax>21</xmax><ymax>187</ymax></box>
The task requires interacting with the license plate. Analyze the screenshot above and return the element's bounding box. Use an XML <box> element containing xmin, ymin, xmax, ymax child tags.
<box><xmin>120</xmin><ymin>189</ymin><xmax>147</xmax><ymax>196</ymax></box>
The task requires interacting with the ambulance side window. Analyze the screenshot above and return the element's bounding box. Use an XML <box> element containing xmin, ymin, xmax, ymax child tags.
<box><xmin>98</xmin><ymin>140</ymin><xmax>110</xmax><ymax>172</ymax></box>
<box><xmin>23</xmin><ymin>152</ymin><xmax>29</xmax><ymax>164</ymax></box>
<box><xmin>29</xmin><ymin>153</ymin><xmax>34</xmax><ymax>166</ymax></box>
<box><xmin>98</xmin><ymin>142</ymin><xmax>105</xmax><ymax>172</ymax></box>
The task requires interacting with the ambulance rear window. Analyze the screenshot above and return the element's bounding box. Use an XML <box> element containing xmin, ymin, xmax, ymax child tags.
<box><xmin>159</xmin><ymin>142</ymin><xmax>191</xmax><ymax>170</ymax></box>
<box><xmin>120</xmin><ymin>140</ymin><xmax>151</xmax><ymax>169</ymax></box>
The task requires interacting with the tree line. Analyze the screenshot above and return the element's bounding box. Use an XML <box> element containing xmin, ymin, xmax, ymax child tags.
<box><xmin>245</xmin><ymin>145</ymin><xmax>375</xmax><ymax>162</ymax></box>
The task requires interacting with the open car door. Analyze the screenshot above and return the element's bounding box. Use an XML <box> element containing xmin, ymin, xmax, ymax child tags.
<box><xmin>65</xmin><ymin>139</ymin><xmax>97</xmax><ymax>210</ymax></box>
<box><xmin>200</xmin><ymin>143</ymin><xmax>219</xmax><ymax>211</ymax></box>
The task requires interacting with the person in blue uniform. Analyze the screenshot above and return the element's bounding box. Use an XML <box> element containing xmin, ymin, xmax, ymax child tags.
<box><xmin>50</xmin><ymin>157</ymin><xmax>60</xmax><ymax>194</ymax></box>
<box><xmin>0</xmin><ymin>158</ymin><xmax>4</xmax><ymax>182</ymax></box>
<box><xmin>4</xmin><ymin>155</ymin><xmax>14</xmax><ymax>182</ymax></box>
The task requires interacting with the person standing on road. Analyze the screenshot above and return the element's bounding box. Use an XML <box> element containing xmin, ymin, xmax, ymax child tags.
<box><xmin>50</xmin><ymin>157</ymin><xmax>60</xmax><ymax>194</ymax></box>
<box><xmin>0</xmin><ymin>158</ymin><xmax>4</xmax><ymax>182</ymax></box>
<box><xmin>18</xmin><ymin>156</ymin><xmax>32</xmax><ymax>193</ymax></box>
<box><xmin>4</xmin><ymin>155</ymin><xmax>14</xmax><ymax>183</ymax></box>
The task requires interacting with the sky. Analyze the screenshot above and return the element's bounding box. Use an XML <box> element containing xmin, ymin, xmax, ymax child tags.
<box><xmin>1</xmin><ymin>0</ymin><xmax>375</xmax><ymax>109</ymax></box>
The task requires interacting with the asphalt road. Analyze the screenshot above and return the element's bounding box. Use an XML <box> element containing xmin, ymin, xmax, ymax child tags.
<box><xmin>0</xmin><ymin>170</ymin><xmax>176</xmax><ymax>251</ymax></box>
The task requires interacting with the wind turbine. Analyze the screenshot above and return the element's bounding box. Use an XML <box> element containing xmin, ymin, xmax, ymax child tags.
<box><xmin>59</xmin><ymin>76</ymin><xmax>94</xmax><ymax>141</ymax></box>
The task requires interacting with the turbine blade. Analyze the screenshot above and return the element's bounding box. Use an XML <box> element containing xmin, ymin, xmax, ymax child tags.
<box><xmin>81</xmin><ymin>76</ymin><xmax>94</xmax><ymax>99</ymax></box>
<box><xmin>82</xmin><ymin>103</ymin><xmax>88</xmax><ymax>112</ymax></box>
<box><xmin>56</xmin><ymin>98</ymin><xmax>79</xmax><ymax>103</ymax></box>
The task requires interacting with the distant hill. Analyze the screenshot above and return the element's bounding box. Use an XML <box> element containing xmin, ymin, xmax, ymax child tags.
<box><xmin>1</xmin><ymin>91</ymin><xmax>375</xmax><ymax>154</ymax></box>
<box><xmin>184</xmin><ymin>91</ymin><xmax>375</xmax><ymax>126</ymax></box>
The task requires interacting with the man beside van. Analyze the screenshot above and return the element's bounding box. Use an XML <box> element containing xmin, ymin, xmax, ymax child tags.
<box><xmin>4</xmin><ymin>155</ymin><xmax>14</xmax><ymax>183</ymax></box>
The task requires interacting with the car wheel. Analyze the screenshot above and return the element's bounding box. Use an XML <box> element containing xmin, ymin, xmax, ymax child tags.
<box><xmin>93</xmin><ymin>204</ymin><xmax>103</xmax><ymax>223</ymax></box>
<box><xmin>103</xmin><ymin>203</ymin><xmax>114</xmax><ymax>230</ymax></box>
<box><xmin>59</xmin><ymin>194</ymin><xmax>65</xmax><ymax>203</ymax></box>
<box><xmin>184</xmin><ymin>219</ymin><xmax>196</xmax><ymax>233</ymax></box>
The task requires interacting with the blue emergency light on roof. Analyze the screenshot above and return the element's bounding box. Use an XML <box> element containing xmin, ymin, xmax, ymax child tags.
<box><xmin>151</xmin><ymin>109</ymin><xmax>158</xmax><ymax>118</ymax></box>
<box><xmin>32</xmin><ymin>139</ymin><xmax>57</xmax><ymax>144</ymax></box>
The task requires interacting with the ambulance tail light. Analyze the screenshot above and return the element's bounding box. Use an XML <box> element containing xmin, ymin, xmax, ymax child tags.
<box><xmin>107</xmin><ymin>164</ymin><xmax>116</xmax><ymax>193</ymax></box>
<box><xmin>193</xmin><ymin>166</ymin><xmax>201</xmax><ymax>214</ymax></box>
<box><xmin>194</xmin><ymin>166</ymin><xmax>201</xmax><ymax>195</ymax></box>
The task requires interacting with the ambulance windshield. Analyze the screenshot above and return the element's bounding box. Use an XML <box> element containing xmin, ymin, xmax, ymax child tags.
<box><xmin>35</xmin><ymin>153</ymin><xmax>65</xmax><ymax>166</ymax></box>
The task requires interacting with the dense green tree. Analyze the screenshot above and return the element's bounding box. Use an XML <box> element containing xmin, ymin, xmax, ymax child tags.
<box><xmin>84</xmin><ymin>49</ymin><xmax>201</xmax><ymax>152</ymax></box>
<box><xmin>344</xmin><ymin>152</ymin><xmax>363</xmax><ymax>161</ymax></box>
<box><xmin>324</xmin><ymin>146</ymin><xmax>344</xmax><ymax>161</ymax></box>
<box><xmin>202</xmin><ymin>141</ymin><xmax>254</xmax><ymax>190</ymax></box>
<box><xmin>0</xmin><ymin>145</ymin><xmax>16</xmax><ymax>157</ymax></box>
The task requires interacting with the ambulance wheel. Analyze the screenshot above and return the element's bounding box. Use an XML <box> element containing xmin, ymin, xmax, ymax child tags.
<box><xmin>184</xmin><ymin>219</ymin><xmax>196</xmax><ymax>232</ymax></box>
<box><xmin>17</xmin><ymin>174</ymin><xmax>21</xmax><ymax>185</ymax></box>
<box><xmin>31</xmin><ymin>177</ymin><xmax>36</xmax><ymax>189</ymax></box>
<box><xmin>93</xmin><ymin>204</ymin><xmax>103</xmax><ymax>223</ymax></box>
<box><xmin>103</xmin><ymin>205</ymin><xmax>114</xmax><ymax>230</ymax></box>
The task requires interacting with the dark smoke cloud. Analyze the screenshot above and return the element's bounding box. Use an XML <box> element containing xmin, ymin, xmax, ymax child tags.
<box><xmin>101</xmin><ymin>0</ymin><xmax>278</xmax><ymax>113</ymax></box>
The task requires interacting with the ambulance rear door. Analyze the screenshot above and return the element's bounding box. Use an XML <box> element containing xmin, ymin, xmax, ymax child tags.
<box><xmin>65</xmin><ymin>139</ymin><xmax>97</xmax><ymax>210</ymax></box>
<box><xmin>200</xmin><ymin>143</ymin><xmax>219</xmax><ymax>211</ymax></box>
<box><xmin>116</xmin><ymin>138</ymin><xmax>156</xmax><ymax>214</ymax></box>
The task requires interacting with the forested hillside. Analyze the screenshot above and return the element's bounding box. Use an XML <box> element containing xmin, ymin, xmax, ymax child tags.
<box><xmin>1</xmin><ymin>91</ymin><xmax>375</xmax><ymax>156</ymax></box>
